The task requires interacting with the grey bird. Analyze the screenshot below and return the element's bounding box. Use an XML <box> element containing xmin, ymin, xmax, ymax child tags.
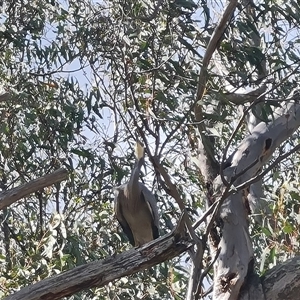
<box><xmin>114</xmin><ymin>142</ymin><xmax>159</xmax><ymax>247</ymax></box>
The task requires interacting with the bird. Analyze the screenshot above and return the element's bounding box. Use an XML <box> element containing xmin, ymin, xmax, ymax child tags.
<box><xmin>114</xmin><ymin>142</ymin><xmax>159</xmax><ymax>247</ymax></box>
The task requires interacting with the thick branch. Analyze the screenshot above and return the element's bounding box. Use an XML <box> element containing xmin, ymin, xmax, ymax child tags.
<box><xmin>0</xmin><ymin>168</ymin><xmax>68</xmax><ymax>210</ymax></box>
<box><xmin>194</xmin><ymin>0</ymin><xmax>238</xmax><ymax>182</ymax></box>
<box><xmin>224</xmin><ymin>85</ymin><xmax>267</xmax><ymax>105</ymax></box>
<box><xmin>4</xmin><ymin>228</ymin><xmax>193</xmax><ymax>300</ymax></box>
<box><xmin>189</xmin><ymin>1</ymin><xmax>238</xmax><ymax>298</ymax></box>
<box><xmin>212</xmin><ymin>99</ymin><xmax>300</xmax><ymax>300</ymax></box>
<box><xmin>236</xmin><ymin>255</ymin><xmax>300</xmax><ymax>299</ymax></box>
<box><xmin>263</xmin><ymin>256</ymin><xmax>300</xmax><ymax>300</ymax></box>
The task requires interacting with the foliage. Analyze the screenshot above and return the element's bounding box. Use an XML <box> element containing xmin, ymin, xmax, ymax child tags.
<box><xmin>0</xmin><ymin>0</ymin><xmax>300</xmax><ymax>299</ymax></box>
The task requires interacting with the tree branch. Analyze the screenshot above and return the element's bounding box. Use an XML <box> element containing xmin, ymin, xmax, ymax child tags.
<box><xmin>188</xmin><ymin>1</ymin><xmax>238</xmax><ymax>298</ymax></box>
<box><xmin>4</xmin><ymin>223</ymin><xmax>193</xmax><ymax>300</ymax></box>
<box><xmin>223</xmin><ymin>84</ymin><xmax>267</xmax><ymax>104</ymax></box>
<box><xmin>212</xmin><ymin>99</ymin><xmax>300</xmax><ymax>299</ymax></box>
<box><xmin>262</xmin><ymin>256</ymin><xmax>300</xmax><ymax>300</ymax></box>
<box><xmin>195</xmin><ymin>0</ymin><xmax>238</xmax><ymax>111</ymax></box>
<box><xmin>0</xmin><ymin>168</ymin><xmax>68</xmax><ymax>210</ymax></box>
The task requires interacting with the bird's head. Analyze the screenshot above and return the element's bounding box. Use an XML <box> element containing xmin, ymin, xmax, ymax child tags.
<box><xmin>134</xmin><ymin>141</ymin><xmax>145</xmax><ymax>160</ymax></box>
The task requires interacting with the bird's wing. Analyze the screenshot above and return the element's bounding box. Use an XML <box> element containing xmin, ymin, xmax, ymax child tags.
<box><xmin>140</xmin><ymin>183</ymin><xmax>159</xmax><ymax>238</ymax></box>
<box><xmin>114</xmin><ymin>187</ymin><xmax>135</xmax><ymax>245</ymax></box>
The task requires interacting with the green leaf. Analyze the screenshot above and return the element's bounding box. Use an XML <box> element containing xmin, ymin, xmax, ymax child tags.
<box><xmin>71</xmin><ymin>148</ymin><xmax>93</xmax><ymax>158</ymax></box>
<box><xmin>283</xmin><ymin>222</ymin><xmax>293</xmax><ymax>234</ymax></box>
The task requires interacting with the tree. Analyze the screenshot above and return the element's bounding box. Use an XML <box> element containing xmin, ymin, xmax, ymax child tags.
<box><xmin>1</xmin><ymin>0</ymin><xmax>300</xmax><ymax>299</ymax></box>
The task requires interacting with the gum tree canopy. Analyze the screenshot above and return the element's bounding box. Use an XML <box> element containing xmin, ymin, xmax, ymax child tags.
<box><xmin>1</xmin><ymin>0</ymin><xmax>300</xmax><ymax>299</ymax></box>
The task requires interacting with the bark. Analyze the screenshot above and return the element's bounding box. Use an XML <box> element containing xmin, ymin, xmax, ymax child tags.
<box><xmin>263</xmin><ymin>256</ymin><xmax>300</xmax><ymax>300</ymax></box>
<box><xmin>213</xmin><ymin>192</ymin><xmax>253</xmax><ymax>300</ymax></box>
<box><xmin>213</xmin><ymin>99</ymin><xmax>300</xmax><ymax>300</ymax></box>
<box><xmin>239</xmin><ymin>255</ymin><xmax>300</xmax><ymax>300</ymax></box>
<box><xmin>0</xmin><ymin>168</ymin><xmax>68</xmax><ymax>210</ymax></box>
<box><xmin>4</xmin><ymin>230</ymin><xmax>300</xmax><ymax>300</ymax></box>
<box><xmin>4</xmin><ymin>226</ymin><xmax>192</xmax><ymax>300</ymax></box>
<box><xmin>247</xmin><ymin>180</ymin><xmax>269</xmax><ymax>224</ymax></box>
<box><xmin>188</xmin><ymin>0</ymin><xmax>239</xmax><ymax>297</ymax></box>
<box><xmin>239</xmin><ymin>272</ymin><xmax>264</xmax><ymax>300</ymax></box>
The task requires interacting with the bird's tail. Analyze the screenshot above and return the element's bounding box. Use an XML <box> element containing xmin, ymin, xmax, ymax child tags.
<box><xmin>135</xmin><ymin>141</ymin><xmax>145</xmax><ymax>160</ymax></box>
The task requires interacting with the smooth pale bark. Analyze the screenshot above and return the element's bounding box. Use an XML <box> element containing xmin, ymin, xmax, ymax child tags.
<box><xmin>0</xmin><ymin>168</ymin><xmax>68</xmax><ymax>210</ymax></box>
<box><xmin>247</xmin><ymin>180</ymin><xmax>270</xmax><ymax>224</ymax></box>
<box><xmin>213</xmin><ymin>192</ymin><xmax>253</xmax><ymax>300</ymax></box>
<box><xmin>213</xmin><ymin>100</ymin><xmax>300</xmax><ymax>300</ymax></box>
<box><xmin>4</xmin><ymin>228</ymin><xmax>192</xmax><ymax>300</ymax></box>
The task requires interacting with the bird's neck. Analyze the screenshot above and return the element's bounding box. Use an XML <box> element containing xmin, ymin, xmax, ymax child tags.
<box><xmin>129</xmin><ymin>158</ymin><xmax>143</xmax><ymax>183</ymax></box>
<box><xmin>127</xmin><ymin>158</ymin><xmax>144</xmax><ymax>203</ymax></box>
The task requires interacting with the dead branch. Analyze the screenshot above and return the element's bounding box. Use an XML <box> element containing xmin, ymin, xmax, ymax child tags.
<box><xmin>4</xmin><ymin>222</ymin><xmax>193</xmax><ymax>300</ymax></box>
<box><xmin>0</xmin><ymin>168</ymin><xmax>68</xmax><ymax>210</ymax></box>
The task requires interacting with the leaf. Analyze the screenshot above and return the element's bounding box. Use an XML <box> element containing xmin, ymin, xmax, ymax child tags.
<box><xmin>92</xmin><ymin>103</ymin><xmax>103</xmax><ymax>118</ymax></box>
<box><xmin>261</xmin><ymin>227</ymin><xmax>272</xmax><ymax>237</ymax></box>
<box><xmin>175</xmin><ymin>0</ymin><xmax>197</xmax><ymax>10</ymax></box>
<box><xmin>87</xmin><ymin>93</ymin><xmax>92</xmax><ymax>114</ymax></box>
<box><xmin>283</xmin><ymin>222</ymin><xmax>293</xmax><ymax>234</ymax></box>
<box><xmin>269</xmin><ymin>247</ymin><xmax>276</xmax><ymax>264</ymax></box>
<box><xmin>177</xmin><ymin>37</ymin><xmax>201</xmax><ymax>57</ymax></box>
<box><xmin>201</xmin><ymin>0</ymin><xmax>210</xmax><ymax>29</ymax></box>
<box><xmin>71</xmin><ymin>148</ymin><xmax>93</xmax><ymax>158</ymax></box>
<box><xmin>259</xmin><ymin>246</ymin><xmax>270</xmax><ymax>273</ymax></box>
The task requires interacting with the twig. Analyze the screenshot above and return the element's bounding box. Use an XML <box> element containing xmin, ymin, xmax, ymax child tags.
<box><xmin>192</xmin><ymin>200</ymin><xmax>219</xmax><ymax>230</ymax></box>
<box><xmin>137</xmin><ymin>0</ymin><xmax>163</xmax><ymax>22</ymax></box>
<box><xmin>196</xmin><ymin>247</ymin><xmax>221</xmax><ymax>299</ymax></box>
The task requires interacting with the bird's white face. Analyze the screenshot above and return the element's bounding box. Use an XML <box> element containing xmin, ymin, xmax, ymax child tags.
<box><xmin>134</xmin><ymin>142</ymin><xmax>144</xmax><ymax>160</ymax></box>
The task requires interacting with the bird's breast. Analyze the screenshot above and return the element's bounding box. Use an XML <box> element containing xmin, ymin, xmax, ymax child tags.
<box><xmin>122</xmin><ymin>199</ymin><xmax>154</xmax><ymax>246</ymax></box>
